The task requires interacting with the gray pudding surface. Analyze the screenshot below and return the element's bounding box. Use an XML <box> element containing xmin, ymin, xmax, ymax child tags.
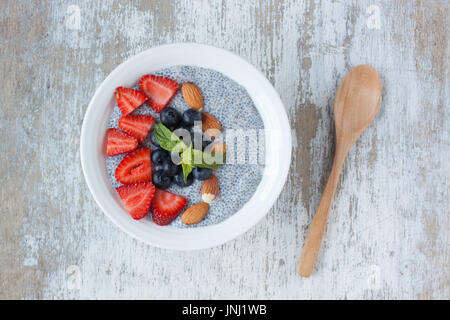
<box><xmin>106</xmin><ymin>65</ymin><xmax>265</xmax><ymax>227</ymax></box>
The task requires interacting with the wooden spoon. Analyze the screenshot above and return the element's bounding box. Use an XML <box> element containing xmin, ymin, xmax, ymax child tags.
<box><xmin>297</xmin><ymin>65</ymin><xmax>382</xmax><ymax>277</ymax></box>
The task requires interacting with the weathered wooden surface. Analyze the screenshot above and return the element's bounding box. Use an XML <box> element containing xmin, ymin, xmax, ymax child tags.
<box><xmin>0</xmin><ymin>0</ymin><xmax>448</xmax><ymax>299</ymax></box>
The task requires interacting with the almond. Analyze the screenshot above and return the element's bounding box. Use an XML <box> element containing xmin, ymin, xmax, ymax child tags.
<box><xmin>210</xmin><ymin>142</ymin><xmax>226</xmax><ymax>170</ymax></box>
<box><xmin>181</xmin><ymin>202</ymin><xmax>209</xmax><ymax>225</ymax></box>
<box><xmin>181</xmin><ymin>82</ymin><xmax>204</xmax><ymax>110</ymax></box>
<box><xmin>201</xmin><ymin>174</ymin><xmax>219</xmax><ymax>203</ymax></box>
<box><xmin>211</xmin><ymin>142</ymin><xmax>226</xmax><ymax>155</ymax></box>
<box><xmin>202</xmin><ymin>112</ymin><xmax>222</xmax><ymax>139</ymax></box>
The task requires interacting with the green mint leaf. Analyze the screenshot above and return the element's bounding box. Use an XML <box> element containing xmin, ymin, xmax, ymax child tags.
<box><xmin>153</xmin><ymin>122</ymin><xmax>187</xmax><ymax>152</ymax></box>
<box><xmin>181</xmin><ymin>145</ymin><xmax>193</xmax><ymax>164</ymax></box>
<box><xmin>181</xmin><ymin>163</ymin><xmax>193</xmax><ymax>183</ymax></box>
<box><xmin>192</xmin><ymin>149</ymin><xmax>225</xmax><ymax>169</ymax></box>
<box><xmin>196</xmin><ymin>162</ymin><xmax>221</xmax><ymax>169</ymax></box>
<box><xmin>180</xmin><ymin>145</ymin><xmax>195</xmax><ymax>183</ymax></box>
<box><xmin>205</xmin><ymin>150</ymin><xmax>226</xmax><ymax>165</ymax></box>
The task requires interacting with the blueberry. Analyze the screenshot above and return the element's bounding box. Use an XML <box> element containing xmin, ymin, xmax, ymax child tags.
<box><xmin>173</xmin><ymin>127</ymin><xmax>192</xmax><ymax>146</ymax></box>
<box><xmin>153</xmin><ymin>163</ymin><xmax>164</xmax><ymax>172</ymax></box>
<box><xmin>152</xmin><ymin>171</ymin><xmax>172</xmax><ymax>189</ymax></box>
<box><xmin>190</xmin><ymin>127</ymin><xmax>205</xmax><ymax>150</ymax></box>
<box><xmin>202</xmin><ymin>140</ymin><xmax>213</xmax><ymax>151</ymax></box>
<box><xmin>186</xmin><ymin>125</ymin><xmax>211</xmax><ymax>150</ymax></box>
<box><xmin>170</xmin><ymin>152</ymin><xmax>182</xmax><ymax>165</ymax></box>
<box><xmin>151</xmin><ymin>148</ymin><xmax>169</xmax><ymax>165</ymax></box>
<box><xmin>173</xmin><ymin>167</ymin><xmax>194</xmax><ymax>187</ymax></box>
<box><xmin>198</xmin><ymin>130</ymin><xmax>214</xmax><ymax>151</ymax></box>
<box><xmin>162</xmin><ymin>158</ymin><xmax>178</xmax><ymax>177</ymax></box>
<box><xmin>150</xmin><ymin>128</ymin><xmax>160</xmax><ymax>147</ymax></box>
<box><xmin>192</xmin><ymin>167</ymin><xmax>212</xmax><ymax>180</ymax></box>
<box><xmin>182</xmin><ymin>109</ymin><xmax>202</xmax><ymax>126</ymax></box>
<box><xmin>189</xmin><ymin>123</ymin><xmax>201</xmax><ymax>134</ymax></box>
<box><xmin>160</xmin><ymin>107</ymin><xmax>181</xmax><ymax>128</ymax></box>
<box><xmin>176</xmin><ymin>123</ymin><xmax>192</xmax><ymax>131</ymax></box>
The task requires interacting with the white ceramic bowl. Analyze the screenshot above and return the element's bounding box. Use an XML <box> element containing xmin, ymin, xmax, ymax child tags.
<box><xmin>80</xmin><ymin>43</ymin><xmax>291</xmax><ymax>250</ymax></box>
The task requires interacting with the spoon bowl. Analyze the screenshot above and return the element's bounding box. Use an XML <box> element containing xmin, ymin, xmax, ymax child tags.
<box><xmin>334</xmin><ymin>65</ymin><xmax>382</xmax><ymax>145</ymax></box>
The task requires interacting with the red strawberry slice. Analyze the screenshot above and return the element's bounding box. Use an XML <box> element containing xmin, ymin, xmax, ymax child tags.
<box><xmin>151</xmin><ymin>189</ymin><xmax>187</xmax><ymax>226</ymax></box>
<box><xmin>115</xmin><ymin>86</ymin><xmax>148</xmax><ymax>115</ymax></box>
<box><xmin>118</xmin><ymin>115</ymin><xmax>155</xmax><ymax>143</ymax></box>
<box><xmin>115</xmin><ymin>147</ymin><xmax>151</xmax><ymax>184</ymax></box>
<box><xmin>139</xmin><ymin>75</ymin><xmax>179</xmax><ymax>113</ymax></box>
<box><xmin>106</xmin><ymin>128</ymin><xmax>138</xmax><ymax>156</ymax></box>
<box><xmin>116</xmin><ymin>182</ymin><xmax>155</xmax><ymax>219</ymax></box>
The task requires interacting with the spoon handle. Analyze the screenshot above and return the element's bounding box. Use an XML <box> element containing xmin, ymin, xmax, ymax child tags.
<box><xmin>297</xmin><ymin>145</ymin><xmax>348</xmax><ymax>277</ymax></box>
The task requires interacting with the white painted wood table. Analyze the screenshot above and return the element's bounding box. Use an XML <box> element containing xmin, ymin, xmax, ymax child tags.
<box><xmin>0</xmin><ymin>0</ymin><xmax>448</xmax><ymax>299</ymax></box>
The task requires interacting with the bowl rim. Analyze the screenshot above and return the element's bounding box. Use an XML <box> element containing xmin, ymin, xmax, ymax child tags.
<box><xmin>80</xmin><ymin>43</ymin><xmax>291</xmax><ymax>250</ymax></box>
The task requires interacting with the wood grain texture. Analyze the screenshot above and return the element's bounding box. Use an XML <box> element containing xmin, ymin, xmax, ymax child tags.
<box><xmin>0</xmin><ymin>0</ymin><xmax>448</xmax><ymax>299</ymax></box>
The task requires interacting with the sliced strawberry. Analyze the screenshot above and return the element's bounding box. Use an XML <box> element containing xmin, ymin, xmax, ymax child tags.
<box><xmin>115</xmin><ymin>86</ymin><xmax>148</xmax><ymax>115</ymax></box>
<box><xmin>118</xmin><ymin>115</ymin><xmax>155</xmax><ymax>143</ymax></box>
<box><xmin>151</xmin><ymin>189</ymin><xmax>187</xmax><ymax>225</ymax></box>
<box><xmin>115</xmin><ymin>147</ymin><xmax>151</xmax><ymax>184</ymax></box>
<box><xmin>116</xmin><ymin>182</ymin><xmax>155</xmax><ymax>219</ymax></box>
<box><xmin>139</xmin><ymin>75</ymin><xmax>179</xmax><ymax>113</ymax></box>
<box><xmin>106</xmin><ymin>128</ymin><xmax>138</xmax><ymax>156</ymax></box>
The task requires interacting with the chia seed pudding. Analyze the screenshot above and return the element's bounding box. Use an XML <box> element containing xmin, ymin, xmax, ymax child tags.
<box><xmin>106</xmin><ymin>65</ymin><xmax>265</xmax><ymax>227</ymax></box>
